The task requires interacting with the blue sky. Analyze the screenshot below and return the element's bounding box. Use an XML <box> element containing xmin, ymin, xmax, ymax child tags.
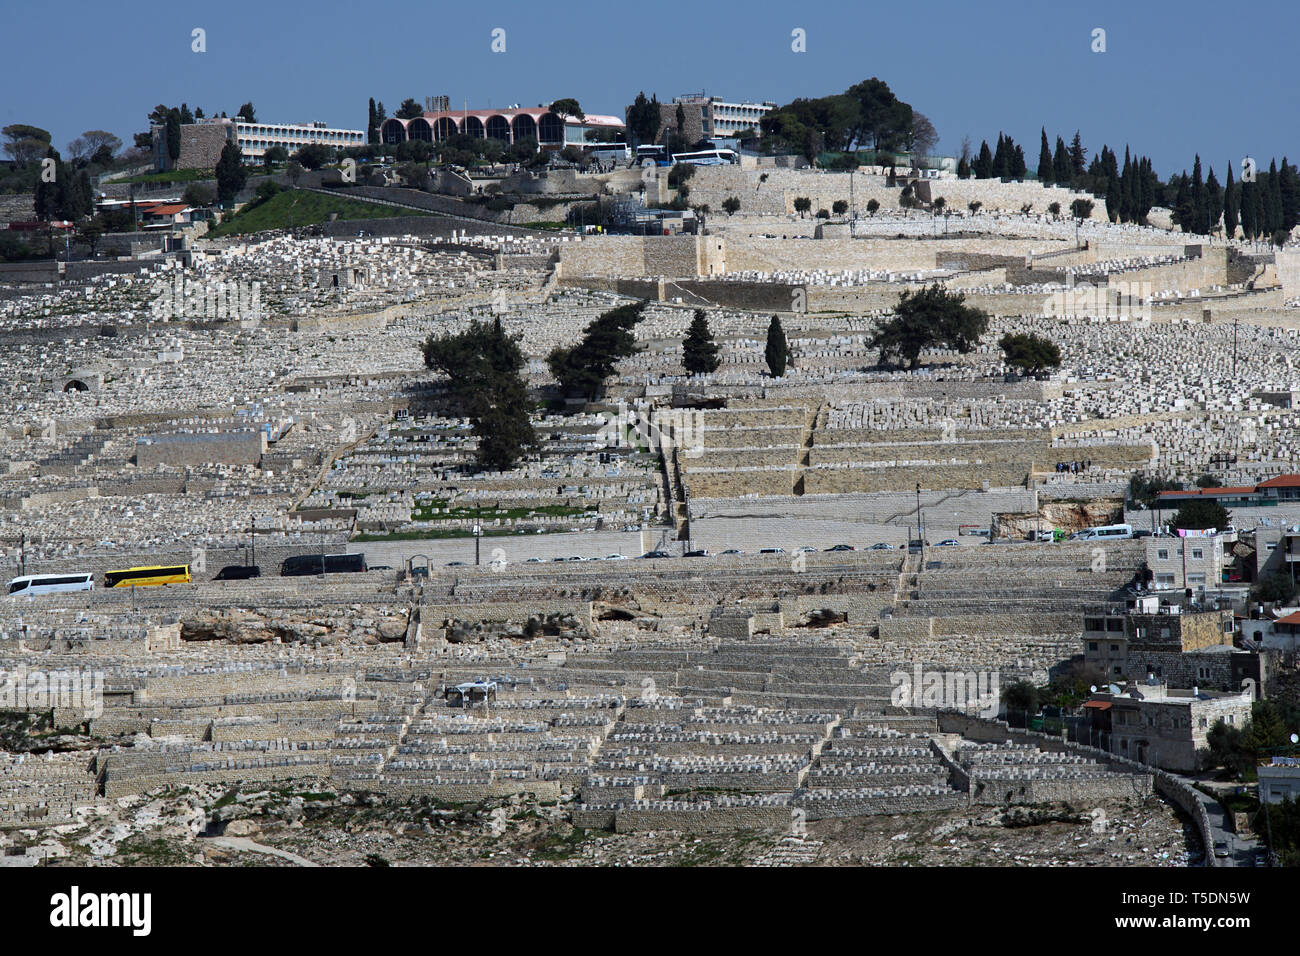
<box><xmin>6</xmin><ymin>0</ymin><xmax>1297</xmax><ymax>178</ymax></box>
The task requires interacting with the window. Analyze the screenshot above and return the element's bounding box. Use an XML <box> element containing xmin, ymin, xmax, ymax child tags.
<box><xmin>1110</xmin><ymin>644</ymin><xmax>1119</xmax><ymax>652</ymax></box>
<box><xmin>1157</xmin><ymin>549</ymin><xmax>1169</xmax><ymax>560</ymax></box>
<box><xmin>1188</xmin><ymin>574</ymin><xmax>1206</xmax><ymax>586</ymax></box>
<box><xmin>1191</xmin><ymin>548</ymin><xmax>1204</xmax><ymax>560</ymax></box>
<box><xmin>1088</xmin><ymin>641</ymin><xmax>1098</xmax><ymax>651</ymax></box>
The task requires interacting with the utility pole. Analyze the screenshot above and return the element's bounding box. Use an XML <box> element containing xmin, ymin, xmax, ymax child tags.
<box><xmin>250</xmin><ymin>515</ymin><xmax>256</xmax><ymax>568</ymax></box>
<box><xmin>474</xmin><ymin>505</ymin><xmax>481</xmax><ymax>566</ymax></box>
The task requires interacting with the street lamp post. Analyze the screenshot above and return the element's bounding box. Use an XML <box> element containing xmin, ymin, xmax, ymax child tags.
<box><xmin>474</xmin><ymin>505</ymin><xmax>482</xmax><ymax>566</ymax></box>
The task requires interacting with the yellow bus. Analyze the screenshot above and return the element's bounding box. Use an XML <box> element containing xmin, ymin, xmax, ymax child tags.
<box><xmin>103</xmin><ymin>565</ymin><xmax>191</xmax><ymax>588</ymax></box>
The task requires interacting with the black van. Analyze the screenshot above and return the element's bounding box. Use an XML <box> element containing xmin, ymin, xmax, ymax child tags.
<box><xmin>215</xmin><ymin>564</ymin><xmax>262</xmax><ymax>580</ymax></box>
<box><xmin>280</xmin><ymin>553</ymin><xmax>367</xmax><ymax>576</ymax></box>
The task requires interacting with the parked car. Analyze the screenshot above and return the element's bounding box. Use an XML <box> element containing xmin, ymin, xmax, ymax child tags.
<box><xmin>1213</xmin><ymin>840</ymin><xmax>1230</xmax><ymax>858</ymax></box>
<box><xmin>759</xmin><ymin>547</ymin><xmax>787</xmax><ymax>555</ymax></box>
<box><xmin>935</xmin><ymin>540</ymin><xmax>959</xmax><ymax>547</ymax></box>
<box><xmin>446</xmin><ymin>561</ymin><xmax>467</xmax><ymax>567</ymax></box>
<box><xmin>719</xmin><ymin>549</ymin><xmax>743</xmax><ymax>555</ymax></box>
<box><xmin>603</xmin><ymin>554</ymin><xmax>629</xmax><ymax>561</ymax></box>
<box><xmin>869</xmin><ymin>543</ymin><xmax>893</xmax><ymax>551</ymax></box>
<box><xmin>683</xmin><ymin>549</ymin><xmax>710</xmax><ymax>558</ymax></box>
<box><xmin>794</xmin><ymin>546</ymin><xmax>817</xmax><ymax>554</ymax></box>
<box><xmin>639</xmin><ymin>551</ymin><xmax>673</xmax><ymax>559</ymax></box>
<box><xmin>824</xmin><ymin>544</ymin><xmax>855</xmax><ymax>552</ymax></box>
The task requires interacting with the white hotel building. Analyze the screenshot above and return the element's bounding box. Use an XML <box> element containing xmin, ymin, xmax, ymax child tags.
<box><xmin>230</xmin><ymin>120</ymin><xmax>365</xmax><ymax>159</ymax></box>
<box><xmin>673</xmin><ymin>94</ymin><xmax>777</xmax><ymax>139</ymax></box>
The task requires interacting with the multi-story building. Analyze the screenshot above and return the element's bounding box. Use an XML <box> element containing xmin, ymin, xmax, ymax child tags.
<box><xmin>153</xmin><ymin>117</ymin><xmax>365</xmax><ymax>170</ymax></box>
<box><xmin>1146</xmin><ymin>532</ymin><xmax>1225</xmax><ymax>591</ymax></box>
<box><xmin>1085</xmin><ymin>684</ymin><xmax>1253</xmax><ymax>771</ymax></box>
<box><xmin>672</xmin><ymin>94</ymin><xmax>775</xmax><ymax>139</ymax></box>
<box><xmin>1081</xmin><ymin>596</ymin><xmax>1252</xmax><ymax>691</ymax></box>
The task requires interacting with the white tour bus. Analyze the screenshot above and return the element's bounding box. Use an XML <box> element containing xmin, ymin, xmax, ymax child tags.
<box><xmin>672</xmin><ymin>148</ymin><xmax>739</xmax><ymax>166</ymax></box>
<box><xmin>1070</xmin><ymin>523</ymin><xmax>1134</xmax><ymax>541</ymax></box>
<box><xmin>7</xmin><ymin>572</ymin><xmax>95</xmax><ymax>597</ymax></box>
<box><xmin>586</xmin><ymin>143</ymin><xmax>631</xmax><ymax>163</ymax></box>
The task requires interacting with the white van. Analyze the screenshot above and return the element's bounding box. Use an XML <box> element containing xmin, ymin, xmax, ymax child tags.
<box><xmin>1070</xmin><ymin>524</ymin><xmax>1134</xmax><ymax>541</ymax></box>
<box><xmin>7</xmin><ymin>573</ymin><xmax>95</xmax><ymax>597</ymax></box>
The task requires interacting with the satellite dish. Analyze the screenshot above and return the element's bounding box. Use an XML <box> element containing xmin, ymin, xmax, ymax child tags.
<box><xmin>1108</xmin><ymin>684</ymin><xmax>1122</xmax><ymax>695</ymax></box>
<box><xmin>1292</xmin><ymin>733</ymin><xmax>1299</xmax><ymax>744</ymax></box>
<box><xmin>1089</xmin><ymin>685</ymin><xmax>1097</xmax><ymax>693</ymax></box>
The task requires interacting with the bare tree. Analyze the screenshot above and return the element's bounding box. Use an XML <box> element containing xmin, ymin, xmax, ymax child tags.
<box><xmin>959</xmin><ymin>134</ymin><xmax>972</xmax><ymax>164</ymax></box>
<box><xmin>907</xmin><ymin>113</ymin><xmax>939</xmax><ymax>164</ymax></box>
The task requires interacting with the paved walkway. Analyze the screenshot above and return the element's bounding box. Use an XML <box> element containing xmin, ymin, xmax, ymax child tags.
<box><xmin>204</xmin><ymin>836</ymin><xmax>320</xmax><ymax>867</ymax></box>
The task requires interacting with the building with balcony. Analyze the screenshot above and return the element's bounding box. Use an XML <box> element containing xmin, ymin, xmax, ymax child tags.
<box><xmin>153</xmin><ymin>117</ymin><xmax>365</xmax><ymax>170</ymax></box>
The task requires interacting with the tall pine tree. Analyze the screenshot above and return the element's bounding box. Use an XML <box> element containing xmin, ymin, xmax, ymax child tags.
<box><xmin>682</xmin><ymin>309</ymin><xmax>720</xmax><ymax>375</ymax></box>
<box><xmin>1053</xmin><ymin>136</ymin><xmax>1071</xmax><ymax>185</ymax></box>
<box><xmin>1038</xmin><ymin>128</ymin><xmax>1054</xmax><ymax>185</ymax></box>
<box><xmin>1223</xmin><ymin>164</ymin><xmax>1238</xmax><ymax>240</ymax></box>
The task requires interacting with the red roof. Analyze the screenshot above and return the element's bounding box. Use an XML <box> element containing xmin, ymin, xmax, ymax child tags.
<box><xmin>1275</xmin><ymin>611</ymin><xmax>1300</xmax><ymax>626</ymax></box>
<box><xmin>1083</xmin><ymin>700</ymin><xmax>1112</xmax><ymax>710</ymax></box>
<box><xmin>146</xmin><ymin>203</ymin><xmax>187</xmax><ymax>216</ymax></box>
<box><xmin>1258</xmin><ymin>475</ymin><xmax>1300</xmax><ymax>488</ymax></box>
<box><xmin>1157</xmin><ymin>486</ymin><xmax>1256</xmax><ymax>498</ymax></box>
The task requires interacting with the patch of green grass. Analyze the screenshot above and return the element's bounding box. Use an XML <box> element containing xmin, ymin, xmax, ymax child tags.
<box><xmin>209</xmin><ymin>189</ymin><xmax>428</xmax><ymax>237</ymax></box>
<box><xmin>530</xmin><ymin>826</ymin><xmax>594</xmax><ymax>861</ymax></box>
<box><xmin>114</xmin><ymin>835</ymin><xmax>192</xmax><ymax>866</ymax></box>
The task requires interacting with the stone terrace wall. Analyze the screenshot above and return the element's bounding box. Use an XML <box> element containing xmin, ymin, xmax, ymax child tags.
<box><xmin>937</xmin><ymin>711</ymin><xmax>1218</xmax><ymax>866</ymax></box>
<box><xmin>686</xmin><ymin>166</ymin><xmax>1110</xmax><ymax>220</ymax></box>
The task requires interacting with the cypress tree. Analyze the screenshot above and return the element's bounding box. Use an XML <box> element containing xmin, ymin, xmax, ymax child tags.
<box><xmin>1105</xmin><ymin>174</ymin><xmax>1121</xmax><ymax>222</ymax></box>
<box><xmin>1223</xmin><ymin>164</ymin><xmax>1238</xmax><ymax>240</ymax></box>
<box><xmin>1191</xmin><ymin>155</ymin><xmax>1206</xmax><ymax>234</ymax></box>
<box><xmin>1119</xmin><ymin>148</ymin><xmax>1133</xmax><ymax>223</ymax></box>
<box><xmin>1205</xmin><ymin>168</ymin><xmax>1222</xmax><ymax>237</ymax></box>
<box><xmin>765</xmin><ymin>315</ymin><xmax>788</xmax><ymax>378</ymax></box>
<box><xmin>992</xmin><ymin>134</ymin><xmax>1008</xmax><ymax>178</ymax></box>
<box><xmin>1278</xmin><ymin>158</ymin><xmax>1300</xmax><ymax>231</ymax></box>
<box><xmin>974</xmin><ymin>140</ymin><xmax>993</xmax><ymax>179</ymax></box>
<box><xmin>165</xmin><ymin>109</ymin><xmax>181</xmax><ymax>163</ymax></box>
<box><xmin>1053</xmin><ymin>137</ymin><xmax>1070</xmax><ymax>185</ymax></box>
<box><xmin>682</xmin><ymin>309</ymin><xmax>721</xmax><ymax>375</ymax></box>
<box><xmin>1268</xmin><ymin>159</ymin><xmax>1284</xmax><ymax>233</ymax></box>
<box><xmin>1012</xmin><ymin>144</ymin><xmax>1027</xmax><ymax>180</ymax></box>
<box><xmin>1038</xmin><ymin>128</ymin><xmax>1053</xmax><ymax>185</ymax></box>
<box><xmin>1069</xmin><ymin>131</ymin><xmax>1087</xmax><ymax>177</ymax></box>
